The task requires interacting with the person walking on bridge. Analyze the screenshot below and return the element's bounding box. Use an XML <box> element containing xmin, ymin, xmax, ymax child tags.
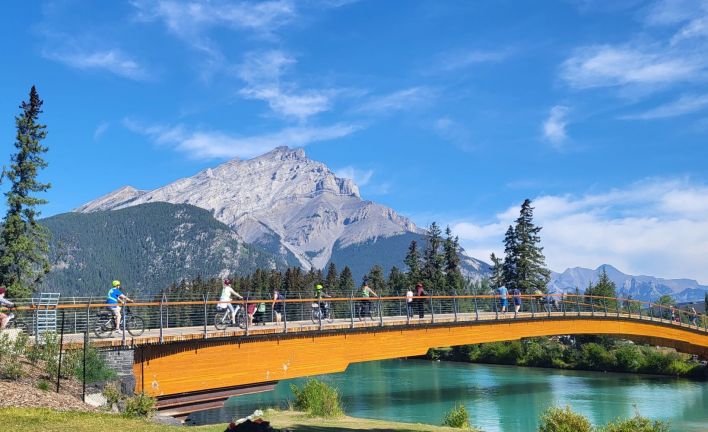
<box><xmin>106</xmin><ymin>280</ymin><xmax>133</xmax><ymax>329</ymax></box>
<box><xmin>359</xmin><ymin>281</ymin><xmax>378</xmax><ymax>319</ymax></box>
<box><xmin>498</xmin><ymin>285</ymin><xmax>508</xmax><ymax>315</ymax></box>
<box><xmin>415</xmin><ymin>282</ymin><xmax>428</xmax><ymax>319</ymax></box>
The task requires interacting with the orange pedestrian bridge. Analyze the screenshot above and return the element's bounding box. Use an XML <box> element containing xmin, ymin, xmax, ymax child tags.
<box><xmin>9</xmin><ymin>294</ymin><xmax>708</xmax><ymax>417</ymax></box>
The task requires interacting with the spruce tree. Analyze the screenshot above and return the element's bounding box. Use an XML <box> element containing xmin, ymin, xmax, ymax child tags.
<box><xmin>324</xmin><ymin>262</ymin><xmax>338</xmax><ymax>294</ymax></box>
<box><xmin>443</xmin><ymin>227</ymin><xmax>463</xmax><ymax>294</ymax></box>
<box><xmin>338</xmin><ymin>265</ymin><xmax>355</xmax><ymax>295</ymax></box>
<box><xmin>489</xmin><ymin>253</ymin><xmax>504</xmax><ymax>289</ymax></box>
<box><xmin>511</xmin><ymin>199</ymin><xmax>550</xmax><ymax>293</ymax></box>
<box><xmin>422</xmin><ymin>222</ymin><xmax>445</xmax><ymax>292</ymax></box>
<box><xmin>584</xmin><ymin>267</ymin><xmax>617</xmax><ymax>308</ymax></box>
<box><xmin>386</xmin><ymin>266</ymin><xmax>406</xmax><ymax>296</ymax></box>
<box><xmin>404</xmin><ymin>240</ymin><xmax>422</xmax><ymax>286</ymax></box>
<box><xmin>366</xmin><ymin>265</ymin><xmax>386</xmax><ymax>294</ymax></box>
<box><xmin>501</xmin><ymin>226</ymin><xmax>518</xmax><ymax>291</ymax></box>
<box><xmin>0</xmin><ymin>86</ymin><xmax>51</xmax><ymax>298</ymax></box>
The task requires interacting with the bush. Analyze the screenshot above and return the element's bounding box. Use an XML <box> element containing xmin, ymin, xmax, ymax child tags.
<box><xmin>579</xmin><ymin>343</ymin><xmax>615</xmax><ymax>371</ymax></box>
<box><xmin>442</xmin><ymin>403</ymin><xmax>475</xmax><ymax>429</ymax></box>
<box><xmin>37</xmin><ymin>379</ymin><xmax>51</xmax><ymax>391</ymax></box>
<box><xmin>538</xmin><ymin>406</ymin><xmax>592</xmax><ymax>432</ymax></box>
<box><xmin>290</xmin><ymin>379</ymin><xmax>343</xmax><ymax>418</ymax></box>
<box><xmin>124</xmin><ymin>393</ymin><xmax>156</xmax><ymax>418</ymax></box>
<box><xmin>64</xmin><ymin>346</ymin><xmax>116</xmax><ymax>383</ymax></box>
<box><xmin>0</xmin><ymin>331</ymin><xmax>27</xmax><ymax>379</ymax></box>
<box><xmin>599</xmin><ymin>413</ymin><xmax>670</xmax><ymax>432</ymax></box>
<box><xmin>103</xmin><ymin>382</ymin><xmax>122</xmax><ymax>408</ymax></box>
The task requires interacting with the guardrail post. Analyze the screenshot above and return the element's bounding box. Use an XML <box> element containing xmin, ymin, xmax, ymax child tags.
<box><xmin>244</xmin><ymin>294</ymin><xmax>250</xmax><ymax>336</ymax></box>
<box><xmin>616</xmin><ymin>300</ymin><xmax>620</xmax><ymax>318</ymax></box>
<box><xmin>473</xmin><ymin>297</ymin><xmax>479</xmax><ymax>321</ymax></box>
<box><xmin>429</xmin><ymin>293</ymin><xmax>435</xmax><ymax>324</ymax></box>
<box><xmin>378</xmin><ymin>296</ymin><xmax>383</xmax><ymax>327</ymax></box>
<box><xmin>72</xmin><ymin>296</ymin><xmax>77</xmax><ymax>334</ymax></box>
<box><xmin>493</xmin><ymin>295</ymin><xmax>499</xmax><ymax>320</ymax></box>
<box><xmin>349</xmin><ymin>293</ymin><xmax>354</xmax><ymax>329</ymax></box>
<box><xmin>604</xmin><ymin>301</ymin><xmax>608</xmax><ymax>317</ymax></box>
<box><xmin>121</xmin><ymin>304</ymin><xmax>127</xmax><ymax>347</ymax></box>
<box><xmin>575</xmin><ymin>295</ymin><xmax>580</xmax><ymax>316</ymax></box>
<box><xmin>562</xmin><ymin>294</ymin><xmax>566</xmax><ymax>317</ymax></box>
<box><xmin>56</xmin><ymin>311</ymin><xmax>65</xmax><ymax>393</ymax></box>
<box><xmin>531</xmin><ymin>296</ymin><xmax>536</xmax><ymax>318</ymax></box>
<box><xmin>453</xmin><ymin>290</ymin><xmax>458</xmax><ymax>322</ymax></box>
<box><xmin>590</xmin><ymin>297</ymin><xmax>595</xmax><ymax>317</ymax></box>
<box><xmin>283</xmin><ymin>295</ymin><xmax>288</xmax><ymax>334</ymax></box>
<box><xmin>159</xmin><ymin>294</ymin><xmax>165</xmax><ymax>343</ymax></box>
<box><xmin>547</xmin><ymin>296</ymin><xmax>551</xmax><ymax>317</ymax></box>
<box><xmin>299</xmin><ymin>294</ymin><xmax>304</xmax><ymax>324</ymax></box>
<box><xmin>203</xmin><ymin>294</ymin><xmax>208</xmax><ymax>337</ymax></box>
<box><xmin>85</xmin><ymin>300</ymin><xmax>91</xmax><ymax>335</ymax></box>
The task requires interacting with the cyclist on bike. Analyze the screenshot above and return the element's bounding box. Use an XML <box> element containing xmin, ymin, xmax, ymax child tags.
<box><xmin>314</xmin><ymin>284</ymin><xmax>332</xmax><ymax>318</ymax></box>
<box><xmin>107</xmin><ymin>280</ymin><xmax>133</xmax><ymax>328</ymax></box>
<box><xmin>0</xmin><ymin>286</ymin><xmax>14</xmax><ymax>330</ymax></box>
<box><xmin>217</xmin><ymin>279</ymin><xmax>243</xmax><ymax>324</ymax></box>
<box><xmin>359</xmin><ymin>281</ymin><xmax>378</xmax><ymax>318</ymax></box>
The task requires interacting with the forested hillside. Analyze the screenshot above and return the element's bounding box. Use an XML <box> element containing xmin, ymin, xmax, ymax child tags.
<box><xmin>40</xmin><ymin>202</ymin><xmax>294</xmax><ymax>296</ymax></box>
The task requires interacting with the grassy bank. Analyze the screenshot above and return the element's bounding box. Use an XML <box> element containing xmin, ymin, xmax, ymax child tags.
<box><xmin>0</xmin><ymin>408</ymin><xmax>463</xmax><ymax>432</ymax></box>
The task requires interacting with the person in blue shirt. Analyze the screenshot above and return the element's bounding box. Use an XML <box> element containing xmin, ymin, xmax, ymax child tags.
<box><xmin>498</xmin><ymin>285</ymin><xmax>508</xmax><ymax>315</ymax></box>
<box><xmin>107</xmin><ymin>280</ymin><xmax>133</xmax><ymax>328</ymax></box>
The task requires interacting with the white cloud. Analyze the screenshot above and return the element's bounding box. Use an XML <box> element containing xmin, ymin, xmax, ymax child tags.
<box><xmin>433</xmin><ymin>48</ymin><xmax>512</xmax><ymax>73</ymax></box>
<box><xmin>433</xmin><ymin>117</ymin><xmax>473</xmax><ymax>151</ymax></box>
<box><xmin>450</xmin><ymin>179</ymin><xmax>708</xmax><ymax>283</ymax></box>
<box><xmin>355</xmin><ymin>87</ymin><xmax>433</xmax><ymax>115</ymax></box>
<box><xmin>43</xmin><ymin>48</ymin><xmax>149</xmax><ymax>80</ymax></box>
<box><xmin>93</xmin><ymin>122</ymin><xmax>109</xmax><ymax>140</ymax></box>
<box><xmin>123</xmin><ymin>118</ymin><xmax>359</xmax><ymax>159</ymax></box>
<box><xmin>542</xmin><ymin>105</ymin><xmax>570</xmax><ymax>147</ymax></box>
<box><xmin>621</xmin><ymin>93</ymin><xmax>708</xmax><ymax>119</ymax></box>
<box><xmin>236</xmin><ymin>50</ymin><xmax>334</xmax><ymax>121</ymax></box>
<box><xmin>335</xmin><ymin>166</ymin><xmax>374</xmax><ymax>186</ymax></box>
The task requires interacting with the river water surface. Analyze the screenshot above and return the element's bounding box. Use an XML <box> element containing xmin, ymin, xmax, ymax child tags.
<box><xmin>189</xmin><ymin>359</ymin><xmax>708</xmax><ymax>431</ymax></box>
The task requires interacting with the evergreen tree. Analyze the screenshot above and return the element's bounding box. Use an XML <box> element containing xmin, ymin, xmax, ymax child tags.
<box><xmin>443</xmin><ymin>227</ymin><xmax>463</xmax><ymax>294</ymax></box>
<box><xmin>510</xmin><ymin>199</ymin><xmax>550</xmax><ymax>293</ymax></box>
<box><xmin>404</xmin><ymin>240</ymin><xmax>422</xmax><ymax>287</ymax></box>
<box><xmin>324</xmin><ymin>262</ymin><xmax>338</xmax><ymax>294</ymax></box>
<box><xmin>386</xmin><ymin>266</ymin><xmax>407</xmax><ymax>296</ymax></box>
<box><xmin>501</xmin><ymin>226</ymin><xmax>518</xmax><ymax>291</ymax></box>
<box><xmin>338</xmin><ymin>265</ymin><xmax>355</xmax><ymax>295</ymax></box>
<box><xmin>584</xmin><ymin>267</ymin><xmax>617</xmax><ymax>308</ymax></box>
<box><xmin>366</xmin><ymin>265</ymin><xmax>386</xmax><ymax>294</ymax></box>
<box><xmin>489</xmin><ymin>253</ymin><xmax>504</xmax><ymax>289</ymax></box>
<box><xmin>422</xmin><ymin>222</ymin><xmax>445</xmax><ymax>292</ymax></box>
<box><xmin>0</xmin><ymin>86</ymin><xmax>51</xmax><ymax>297</ymax></box>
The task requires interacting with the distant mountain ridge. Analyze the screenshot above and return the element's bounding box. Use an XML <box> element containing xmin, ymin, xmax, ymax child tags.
<box><xmin>76</xmin><ymin>146</ymin><xmax>488</xmax><ymax>281</ymax></box>
<box><xmin>549</xmin><ymin>264</ymin><xmax>708</xmax><ymax>302</ymax></box>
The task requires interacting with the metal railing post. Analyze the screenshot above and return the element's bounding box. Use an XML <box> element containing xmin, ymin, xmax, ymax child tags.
<box><xmin>604</xmin><ymin>300</ymin><xmax>608</xmax><ymax>317</ymax></box>
<box><xmin>56</xmin><ymin>311</ymin><xmax>66</xmax><ymax>393</ymax></box>
<box><xmin>283</xmin><ymin>295</ymin><xmax>288</xmax><ymax>334</ymax></box>
<box><xmin>350</xmin><ymin>293</ymin><xmax>354</xmax><ymax>329</ymax></box>
<box><xmin>493</xmin><ymin>295</ymin><xmax>498</xmax><ymax>320</ymax></box>
<box><xmin>531</xmin><ymin>296</ymin><xmax>536</xmax><ymax>318</ymax></box>
<box><xmin>244</xmin><ymin>294</ymin><xmax>250</xmax><ymax>336</ymax></box>
<box><xmin>453</xmin><ymin>290</ymin><xmax>458</xmax><ymax>322</ymax></box>
<box><xmin>121</xmin><ymin>303</ymin><xmax>127</xmax><ymax>347</ymax></box>
<box><xmin>203</xmin><ymin>294</ymin><xmax>208</xmax><ymax>337</ymax></box>
<box><xmin>72</xmin><ymin>296</ymin><xmax>77</xmax><ymax>333</ymax></box>
<box><xmin>429</xmin><ymin>293</ymin><xmax>435</xmax><ymax>323</ymax></box>
<box><xmin>575</xmin><ymin>295</ymin><xmax>580</xmax><ymax>316</ymax></box>
<box><xmin>473</xmin><ymin>296</ymin><xmax>479</xmax><ymax>321</ymax></box>
<box><xmin>299</xmin><ymin>294</ymin><xmax>304</xmax><ymax>323</ymax></box>
<box><xmin>547</xmin><ymin>296</ymin><xmax>551</xmax><ymax>318</ymax></box>
<box><xmin>159</xmin><ymin>294</ymin><xmax>165</xmax><ymax>343</ymax></box>
<box><xmin>590</xmin><ymin>297</ymin><xmax>595</xmax><ymax>317</ymax></box>
<box><xmin>85</xmin><ymin>300</ymin><xmax>91</xmax><ymax>335</ymax></box>
<box><xmin>378</xmin><ymin>296</ymin><xmax>383</xmax><ymax>327</ymax></box>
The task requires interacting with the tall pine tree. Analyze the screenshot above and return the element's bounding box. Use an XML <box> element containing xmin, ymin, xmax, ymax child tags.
<box><xmin>338</xmin><ymin>265</ymin><xmax>355</xmax><ymax>295</ymax></box>
<box><xmin>513</xmin><ymin>199</ymin><xmax>550</xmax><ymax>293</ymax></box>
<box><xmin>443</xmin><ymin>226</ymin><xmax>463</xmax><ymax>294</ymax></box>
<box><xmin>489</xmin><ymin>252</ymin><xmax>504</xmax><ymax>289</ymax></box>
<box><xmin>404</xmin><ymin>240</ymin><xmax>421</xmax><ymax>287</ymax></box>
<box><xmin>422</xmin><ymin>222</ymin><xmax>445</xmax><ymax>292</ymax></box>
<box><xmin>0</xmin><ymin>86</ymin><xmax>51</xmax><ymax>297</ymax></box>
<box><xmin>501</xmin><ymin>226</ymin><xmax>518</xmax><ymax>291</ymax></box>
<box><xmin>324</xmin><ymin>262</ymin><xmax>338</xmax><ymax>294</ymax></box>
<box><xmin>366</xmin><ymin>265</ymin><xmax>386</xmax><ymax>294</ymax></box>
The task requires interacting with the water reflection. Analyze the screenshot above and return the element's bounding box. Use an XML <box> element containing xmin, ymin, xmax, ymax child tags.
<box><xmin>188</xmin><ymin>359</ymin><xmax>708</xmax><ymax>432</ymax></box>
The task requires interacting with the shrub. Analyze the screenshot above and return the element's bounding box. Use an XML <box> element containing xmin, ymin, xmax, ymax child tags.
<box><xmin>290</xmin><ymin>379</ymin><xmax>343</xmax><ymax>418</ymax></box>
<box><xmin>124</xmin><ymin>392</ymin><xmax>156</xmax><ymax>418</ymax></box>
<box><xmin>579</xmin><ymin>343</ymin><xmax>615</xmax><ymax>371</ymax></box>
<box><xmin>103</xmin><ymin>382</ymin><xmax>122</xmax><ymax>408</ymax></box>
<box><xmin>0</xmin><ymin>331</ymin><xmax>26</xmax><ymax>379</ymax></box>
<box><xmin>614</xmin><ymin>344</ymin><xmax>643</xmax><ymax>372</ymax></box>
<box><xmin>442</xmin><ymin>403</ymin><xmax>471</xmax><ymax>429</ymax></box>
<box><xmin>64</xmin><ymin>346</ymin><xmax>116</xmax><ymax>383</ymax></box>
<box><xmin>599</xmin><ymin>413</ymin><xmax>670</xmax><ymax>432</ymax></box>
<box><xmin>37</xmin><ymin>379</ymin><xmax>51</xmax><ymax>391</ymax></box>
<box><xmin>538</xmin><ymin>406</ymin><xmax>592</xmax><ymax>432</ymax></box>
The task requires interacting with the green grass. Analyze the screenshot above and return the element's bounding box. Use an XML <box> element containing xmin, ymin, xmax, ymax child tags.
<box><xmin>0</xmin><ymin>408</ymin><xmax>469</xmax><ymax>432</ymax></box>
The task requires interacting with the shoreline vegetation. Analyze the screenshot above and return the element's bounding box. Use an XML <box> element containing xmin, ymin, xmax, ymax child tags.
<box><xmin>425</xmin><ymin>337</ymin><xmax>708</xmax><ymax>379</ymax></box>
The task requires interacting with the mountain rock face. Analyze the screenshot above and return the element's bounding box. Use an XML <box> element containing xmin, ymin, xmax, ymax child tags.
<box><xmin>43</xmin><ymin>202</ymin><xmax>293</xmax><ymax>296</ymax></box>
<box><xmin>549</xmin><ymin>264</ymin><xmax>708</xmax><ymax>302</ymax></box>
<box><xmin>76</xmin><ymin>147</ymin><xmax>486</xmax><ymax>280</ymax></box>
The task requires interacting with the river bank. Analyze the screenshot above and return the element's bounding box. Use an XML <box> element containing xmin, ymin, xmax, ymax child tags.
<box><xmin>1</xmin><ymin>407</ymin><xmax>463</xmax><ymax>432</ymax></box>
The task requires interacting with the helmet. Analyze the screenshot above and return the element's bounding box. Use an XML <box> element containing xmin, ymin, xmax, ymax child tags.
<box><xmin>112</xmin><ymin>280</ymin><xmax>121</xmax><ymax>287</ymax></box>
<box><xmin>315</xmin><ymin>284</ymin><xmax>323</xmax><ymax>290</ymax></box>
<box><xmin>224</xmin><ymin>279</ymin><xmax>232</xmax><ymax>286</ymax></box>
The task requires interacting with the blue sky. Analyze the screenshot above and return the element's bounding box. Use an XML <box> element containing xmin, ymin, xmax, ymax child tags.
<box><xmin>1</xmin><ymin>0</ymin><xmax>708</xmax><ymax>282</ymax></box>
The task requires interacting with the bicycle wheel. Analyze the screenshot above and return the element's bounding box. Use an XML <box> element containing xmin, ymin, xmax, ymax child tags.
<box><xmin>126</xmin><ymin>315</ymin><xmax>145</xmax><ymax>336</ymax></box>
<box><xmin>311</xmin><ymin>308</ymin><xmax>318</xmax><ymax>324</ymax></box>
<box><xmin>93</xmin><ymin>317</ymin><xmax>115</xmax><ymax>338</ymax></box>
<box><xmin>236</xmin><ymin>310</ymin><xmax>247</xmax><ymax>329</ymax></box>
<box><xmin>369</xmin><ymin>303</ymin><xmax>379</xmax><ymax>321</ymax></box>
<box><xmin>326</xmin><ymin>308</ymin><xmax>334</xmax><ymax>323</ymax></box>
<box><xmin>7</xmin><ymin>319</ymin><xmax>28</xmax><ymax>333</ymax></box>
<box><xmin>214</xmin><ymin>312</ymin><xmax>228</xmax><ymax>330</ymax></box>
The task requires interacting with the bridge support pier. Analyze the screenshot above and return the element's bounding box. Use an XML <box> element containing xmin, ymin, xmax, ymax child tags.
<box><xmin>100</xmin><ymin>348</ymin><xmax>136</xmax><ymax>396</ymax></box>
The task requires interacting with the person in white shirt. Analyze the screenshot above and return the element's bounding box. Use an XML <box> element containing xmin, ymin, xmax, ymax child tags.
<box><xmin>217</xmin><ymin>279</ymin><xmax>243</xmax><ymax>324</ymax></box>
<box><xmin>406</xmin><ymin>287</ymin><xmax>414</xmax><ymax>318</ymax></box>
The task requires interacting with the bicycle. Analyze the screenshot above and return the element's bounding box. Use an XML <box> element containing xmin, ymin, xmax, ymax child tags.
<box><xmin>357</xmin><ymin>298</ymin><xmax>379</xmax><ymax>321</ymax></box>
<box><xmin>94</xmin><ymin>305</ymin><xmax>145</xmax><ymax>338</ymax></box>
<box><xmin>311</xmin><ymin>302</ymin><xmax>334</xmax><ymax>324</ymax></box>
<box><xmin>214</xmin><ymin>304</ymin><xmax>247</xmax><ymax>330</ymax></box>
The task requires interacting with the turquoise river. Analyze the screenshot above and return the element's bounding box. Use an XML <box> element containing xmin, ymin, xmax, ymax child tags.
<box><xmin>189</xmin><ymin>359</ymin><xmax>708</xmax><ymax>431</ymax></box>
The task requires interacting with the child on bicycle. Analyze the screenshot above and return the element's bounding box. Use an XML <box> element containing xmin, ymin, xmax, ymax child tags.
<box><xmin>218</xmin><ymin>279</ymin><xmax>243</xmax><ymax>325</ymax></box>
<box><xmin>107</xmin><ymin>280</ymin><xmax>134</xmax><ymax>328</ymax></box>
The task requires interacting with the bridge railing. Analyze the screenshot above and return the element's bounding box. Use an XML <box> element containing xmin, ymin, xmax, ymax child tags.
<box><xmin>2</xmin><ymin>293</ymin><xmax>706</xmax><ymax>347</ymax></box>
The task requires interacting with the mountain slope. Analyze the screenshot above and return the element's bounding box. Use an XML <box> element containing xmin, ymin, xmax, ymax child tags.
<box><xmin>76</xmin><ymin>147</ymin><xmax>422</xmax><ymax>271</ymax></box>
<box><xmin>549</xmin><ymin>264</ymin><xmax>708</xmax><ymax>302</ymax></box>
<box><xmin>42</xmin><ymin>202</ymin><xmax>295</xmax><ymax>296</ymax></box>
